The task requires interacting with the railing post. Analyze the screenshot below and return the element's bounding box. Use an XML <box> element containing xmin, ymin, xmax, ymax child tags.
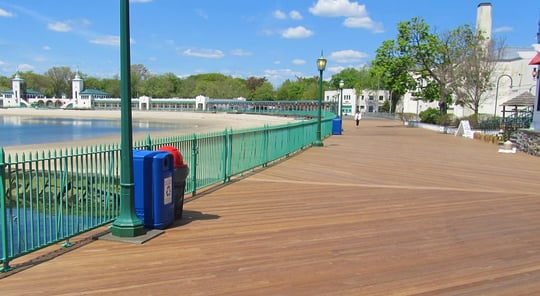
<box><xmin>222</xmin><ymin>129</ymin><xmax>229</xmax><ymax>183</ymax></box>
<box><xmin>226</xmin><ymin>128</ymin><xmax>233</xmax><ymax>182</ymax></box>
<box><xmin>191</xmin><ymin>134</ymin><xmax>198</xmax><ymax>196</ymax></box>
<box><xmin>263</xmin><ymin>125</ymin><xmax>269</xmax><ymax>167</ymax></box>
<box><xmin>145</xmin><ymin>134</ymin><xmax>152</xmax><ymax>150</ymax></box>
<box><xmin>0</xmin><ymin>148</ymin><xmax>12</xmax><ymax>272</ymax></box>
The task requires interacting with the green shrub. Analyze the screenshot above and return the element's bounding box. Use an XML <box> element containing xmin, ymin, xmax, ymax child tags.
<box><xmin>419</xmin><ymin>107</ymin><xmax>440</xmax><ymax>124</ymax></box>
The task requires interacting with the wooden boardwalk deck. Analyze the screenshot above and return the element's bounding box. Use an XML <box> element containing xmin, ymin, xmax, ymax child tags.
<box><xmin>3</xmin><ymin>119</ymin><xmax>540</xmax><ymax>295</ymax></box>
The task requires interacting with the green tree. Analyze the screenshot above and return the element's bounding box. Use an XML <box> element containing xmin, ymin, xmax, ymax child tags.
<box><xmin>19</xmin><ymin>71</ymin><xmax>53</xmax><ymax>97</ymax></box>
<box><xmin>131</xmin><ymin>64</ymin><xmax>150</xmax><ymax>97</ymax></box>
<box><xmin>251</xmin><ymin>81</ymin><xmax>275</xmax><ymax>101</ymax></box>
<box><xmin>45</xmin><ymin>66</ymin><xmax>73</xmax><ymax>97</ymax></box>
<box><xmin>140</xmin><ymin>73</ymin><xmax>182</xmax><ymax>98</ymax></box>
<box><xmin>370</xmin><ymin>39</ymin><xmax>416</xmax><ymax>113</ymax></box>
<box><xmin>0</xmin><ymin>75</ymin><xmax>10</xmax><ymax>90</ymax></box>
<box><xmin>396</xmin><ymin>17</ymin><xmax>476</xmax><ymax>114</ymax></box>
<box><xmin>101</xmin><ymin>78</ymin><xmax>121</xmax><ymax>98</ymax></box>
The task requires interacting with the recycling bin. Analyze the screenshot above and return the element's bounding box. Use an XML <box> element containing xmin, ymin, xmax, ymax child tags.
<box><xmin>150</xmin><ymin>152</ymin><xmax>175</xmax><ymax>229</ymax></box>
<box><xmin>332</xmin><ymin>118</ymin><xmax>342</xmax><ymax>135</ymax></box>
<box><xmin>133</xmin><ymin>150</ymin><xmax>159</xmax><ymax>228</ymax></box>
<box><xmin>133</xmin><ymin>150</ymin><xmax>175</xmax><ymax>230</ymax></box>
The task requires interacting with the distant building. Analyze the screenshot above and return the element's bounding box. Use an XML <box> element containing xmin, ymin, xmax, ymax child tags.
<box><xmin>324</xmin><ymin>88</ymin><xmax>389</xmax><ymax>116</ymax></box>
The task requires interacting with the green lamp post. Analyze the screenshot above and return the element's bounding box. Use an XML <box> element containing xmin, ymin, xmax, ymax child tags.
<box><xmin>339</xmin><ymin>79</ymin><xmax>344</xmax><ymax>118</ymax></box>
<box><xmin>313</xmin><ymin>52</ymin><xmax>327</xmax><ymax>147</ymax></box>
<box><xmin>110</xmin><ymin>0</ymin><xmax>146</xmax><ymax>237</ymax></box>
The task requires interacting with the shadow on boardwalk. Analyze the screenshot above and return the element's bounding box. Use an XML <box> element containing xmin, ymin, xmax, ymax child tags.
<box><xmin>3</xmin><ymin>119</ymin><xmax>540</xmax><ymax>295</ymax></box>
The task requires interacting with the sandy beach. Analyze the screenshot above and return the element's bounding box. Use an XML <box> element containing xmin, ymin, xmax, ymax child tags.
<box><xmin>1</xmin><ymin>108</ymin><xmax>300</xmax><ymax>156</ymax></box>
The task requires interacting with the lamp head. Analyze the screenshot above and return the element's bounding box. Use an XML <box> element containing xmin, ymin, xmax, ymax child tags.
<box><xmin>339</xmin><ymin>80</ymin><xmax>344</xmax><ymax>88</ymax></box>
<box><xmin>317</xmin><ymin>53</ymin><xmax>327</xmax><ymax>72</ymax></box>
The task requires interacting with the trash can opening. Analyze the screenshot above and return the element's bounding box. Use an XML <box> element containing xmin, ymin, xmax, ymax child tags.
<box><xmin>159</xmin><ymin>146</ymin><xmax>187</xmax><ymax>168</ymax></box>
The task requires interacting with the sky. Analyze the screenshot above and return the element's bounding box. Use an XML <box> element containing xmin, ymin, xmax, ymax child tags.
<box><xmin>0</xmin><ymin>0</ymin><xmax>538</xmax><ymax>87</ymax></box>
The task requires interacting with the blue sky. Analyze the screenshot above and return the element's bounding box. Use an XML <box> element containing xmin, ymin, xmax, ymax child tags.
<box><xmin>0</xmin><ymin>0</ymin><xmax>538</xmax><ymax>87</ymax></box>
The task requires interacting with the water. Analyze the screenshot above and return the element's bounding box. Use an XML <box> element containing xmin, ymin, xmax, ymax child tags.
<box><xmin>0</xmin><ymin>115</ymin><xmax>178</xmax><ymax>147</ymax></box>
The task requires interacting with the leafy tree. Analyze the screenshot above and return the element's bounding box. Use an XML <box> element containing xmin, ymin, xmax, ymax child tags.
<box><xmin>380</xmin><ymin>99</ymin><xmax>390</xmax><ymax>113</ymax></box>
<box><xmin>246</xmin><ymin>77</ymin><xmax>267</xmax><ymax>99</ymax></box>
<box><xmin>82</xmin><ymin>76</ymin><xmax>104</xmax><ymax>91</ymax></box>
<box><xmin>131</xmin><ymin>64</ymin><xmax>150</xmax><ymax>97</ymax></box>
<box><xmin>19</xmin><ymin>71</ymin><xmax>53</xmax><ymax>97</ymax></box>
<box><xmin>251</xmin><ymin>81</ymin><xmax>275</xmax><ymax>101</ymax></box>
<box><xmin>0</xmin><ymin>75</ymin><xmax>10</xmax><ymax>90</ymax></box>
<box><xmin>0</xmin><ymin>76</ymin><xmax>11</xmax><ymax>90</ymax></box>
<box><xmin>370</xmin><ymin>39</ymin><xmax>416</xmax><ymax>113</ymax></box>
<box><xmin>276</xmin><ymin>79</ymin><xmax>294</xmax><ymax>101</ymax></box>
<box><xmin>140</xmin><ymin>73</ymin><xmax>182</xmax><ymax>98</ymax></box>
<box><xmin>101</xmin><ymin>78</ymin><xmax>121</xmax><ymax>98</ymax></box>
<box><xmin>451</xmin><ymin>35</ymin><xmax>504</xmax><ymax>115</ymax></box>
<box><xmin>396</xmin><ymin>17</ymin><xmax>481</xmax><ymax>114</ymax></box>
<box><xmin>45</xmin><ymin>66</ymin><xmax>73</xmax><ymax>97</ymax></box>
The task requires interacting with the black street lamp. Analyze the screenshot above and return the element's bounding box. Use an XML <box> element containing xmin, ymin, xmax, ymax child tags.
<box><xmin>313</xmin><ymin>52</ymin><xmax>327</xmax><ymax>147</ymax></box>
<box><xmin>494</xmin><ymin>74</ymin><xmax>513</xmax><ymax>117</ymax></box>
<box><xmin>339</xmin><ymin>79</ymin><xmax>344</xmax><ymax>118</ymax></box>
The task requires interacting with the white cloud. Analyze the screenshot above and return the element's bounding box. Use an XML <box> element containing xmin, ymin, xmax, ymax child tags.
<box><xmin>0</xmin><ymin>8</ymin><xmax>14</xmax><ymax>17</ymax></box>
<box><xmin>230</xmin><ymin>49</ymin><xmax>253</xmax><ymax>56</ymax></box>
<box><xmin>329</xmin><ymin>49</ymin><xmax>368</xmax><ymax>63</ymax></box>
<box><xmin>274</xmin><ymin>10</ymin><xmax>302</xmax><ymax>20</ymax></box>
<box><xmin>130</xmin><ymin>0</ymin><xmax>152</xmax><ymax>3</ymax></box>
<box><xmin>182</xmin><ymin>48</ymin><xmax>225</xmax><ymax>59</ymax></box>
<box><xmin>90</xmin><ymin>35</ymin><xmax>121</xmax><ymax>46</ymax></box>
<box><xmin>196</xmin><ymin>9</ymin><xmax>208</xmax><ymax>20</ymax></box>
<box><xmin>289</xmin><ymin>10</ymin><xmax>303</xmax><ymax>20</ymax></box>
<box><xmin>309</xmin><ymin>0</ymin><xmax>366</xmax><ymax>17</ymax></box>
<box><xmin>309</xmin><ymin>0</ymin><xmax>383</xmax><ymax>32</ymax></box>
<box><xmin>42</xmin><ymin>45</ymin><xmax>51</xmax><ymax>51</ymax></box>
<box><xmin>274</xmin><ymin>10</ymin><xmax>286</xmax><ymax>20</ymax></box>
<box><xmin>263</xmin><ymin>68</ymin><xmax>304</xmax><ymax>85</ymax></box>
<box><xmin>17</xmin><ymin>63</ymin><xmax>34</xmax><ymax>72</ymax></box>
<box><xmin>326</xmin><ymin>65</ymin><xmax>346</xmax><ymax>74</ymax></box>
<box><xmin>493</xmin><ymin>26</ymin><xmax>513</xmax><ymax>33</ymax></box>
<box><xmin>48</xmin><ymin>21</ymin><xmax>71</xmax><ymax>32</ymax></box>
<box><xmin>282</xmin><ymin>26</ymin><xmax>313</xmax><ymax>39</ymax></box>
<box><xmin>33</xmin><ymin>55</ymin><xmax>48</xmax><ymax>62</ymax></box>
<box><xmin>292</xmin><ymin>59</ymin><xmax>306</xmax><ymax>65</ymax></box>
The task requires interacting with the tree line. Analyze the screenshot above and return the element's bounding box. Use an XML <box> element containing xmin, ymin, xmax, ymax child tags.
<box><xmin>1</xmin><ymin>17</ymin><xmax>500</xmax><ymax>114</ymax></box>
<box><xmin>0</xmin><ymin>64</ymin><xmax>337</xmax><ymax>101</ymax></box>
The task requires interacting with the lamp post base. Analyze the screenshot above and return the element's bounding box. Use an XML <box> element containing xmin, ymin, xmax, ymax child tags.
<box><xmin>312</xmin><ymin>140</ymin><xmax>324</xmax><ymax>147</ymax></box>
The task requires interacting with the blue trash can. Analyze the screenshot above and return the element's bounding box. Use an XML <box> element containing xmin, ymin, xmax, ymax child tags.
<box><xmin>133</xmin><ymin>150</ymin><xmax>159</xmax><ymax>228</ymax></box>
<box><xmin>332</xmin><ymin>118</ymin><xmax>342</xmax><ymax>135</ymax></box>
<box><xmin>151</xmin><ymin>151</ymin><xmax>175</xmax><ymax>229</ymax></box>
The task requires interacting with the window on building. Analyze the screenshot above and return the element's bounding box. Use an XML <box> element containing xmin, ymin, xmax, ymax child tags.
<box><xmin>369</xmin><ymin>95</ymin><xmax>374</xmax><ymax>101</ymax></box>
<box><xmin>379</xmin><ymin>95</ymin><xmax>383</xmax><ymax>101</ymax></box>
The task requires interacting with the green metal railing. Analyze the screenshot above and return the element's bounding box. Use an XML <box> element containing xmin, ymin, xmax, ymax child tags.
<box><xmin>1</xmin><ymin>114</ymin><xmax>333</xmax><ymax>271</ymax></box>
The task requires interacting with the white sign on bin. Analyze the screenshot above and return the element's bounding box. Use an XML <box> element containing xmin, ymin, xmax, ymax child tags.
<box><xmin>163</xmin><ymin>176</ymin><xmax>173</xmax><ymax>205</ymax></box>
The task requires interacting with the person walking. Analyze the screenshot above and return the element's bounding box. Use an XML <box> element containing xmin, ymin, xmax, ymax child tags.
<box><xmin>354</xmin><ymin>111</ymin><xmax>362</xmax><ymax>127</ymax></box>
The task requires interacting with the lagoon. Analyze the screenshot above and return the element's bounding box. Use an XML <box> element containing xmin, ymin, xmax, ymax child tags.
<box><xmin>0</xmin><ymin>115</ymin><xmax>178</xmax><ymax>147</ymax></box>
